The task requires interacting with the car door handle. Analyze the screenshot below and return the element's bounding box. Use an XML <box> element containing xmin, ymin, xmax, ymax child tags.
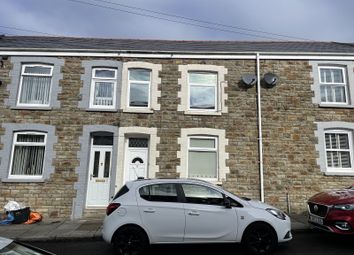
<box><xmin>188</xmin><ymin>211</ymin><xmax>200</xmax><ymax>216</ymax></box>
<box><xmin>143</xmin><ymin>208</ymin><xmax>156</xmax><ymax>213</ymax></box>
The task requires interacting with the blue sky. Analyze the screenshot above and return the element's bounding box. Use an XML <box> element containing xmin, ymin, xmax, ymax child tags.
<box><xmin>1</xmin><ymin>0</ymin><xmax>354</xmax><ymax>42</ymax></box>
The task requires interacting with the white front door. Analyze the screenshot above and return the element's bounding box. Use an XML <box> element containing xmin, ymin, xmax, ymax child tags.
<box><xmin>125</xmin><ymin>148</ymin><xmax>148</xmax><ymax>182</ymax></box>
<box><xmin>86</xmin><ymin>146</ymin><xmax>112</xmax><ymax>207</ymax></box>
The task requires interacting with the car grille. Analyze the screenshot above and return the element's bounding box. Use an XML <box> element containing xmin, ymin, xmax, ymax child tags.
<box><xmin>308</xmin><ymin>202</ymin><xmax>329</xmax><ymax>217</ymax></box>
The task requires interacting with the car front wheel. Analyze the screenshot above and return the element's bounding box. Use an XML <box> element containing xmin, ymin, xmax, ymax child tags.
<box><xmin>112</xmin><ymin>225</ymin><xmax>148</xmax><ymax>255</ymax></box>
<box><xmin>242</xmin><ymin>223</ymin><xmax>277</xmax><ymax>255</ymax></box>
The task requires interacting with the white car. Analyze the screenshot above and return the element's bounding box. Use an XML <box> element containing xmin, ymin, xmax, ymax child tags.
<box><xmin>102</xmin><ymin>179</ymin><xmax>292</xmax><ymax>255</ymax></box>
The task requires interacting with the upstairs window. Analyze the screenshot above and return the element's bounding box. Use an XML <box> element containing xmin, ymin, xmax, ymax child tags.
<box><xmin>325</xmin><ymin>131</ymin><xmax>352</xmax><ymax>169</ymax></box>
<box><xmin>17</xmin><ymin>64</ymin><xmax>53</xmax><ymax>106</ymax></box>
<box><xmin>188</xmin><ymin>72</ymin><xmax>217</xmax><ymax>111</ymax></box>
<box><xmin>90</xmin><ymin>68</ymin><xmax>117</xmax><ymax>109</ymax></box>
<box><xmin>121</xmin><ymin>62</ymin><xmax>161</xmax><ymax>113</ymax></box>
<box><xmin>319</xmin><ymin>67</ymin><xmax>348</xmax><ymax>104</ymax></box>
<box><xmin>188</xmin><ymin>136</ymin><xmax>218</xmax><ymax>179</ymax></box>
<box><xmin>178</xmin><ymin>64</ymin><xmax>228</xmax><ymax>115</ymax></box>
<box><xmin>9</xmin><ymin>132</ymin><xmax>47</xmax><ymax>178</ymax></box>
<box><xmin>128</xmin><ymin>68</ymin><xmax>151</xmax><ymax>108</ymax></box>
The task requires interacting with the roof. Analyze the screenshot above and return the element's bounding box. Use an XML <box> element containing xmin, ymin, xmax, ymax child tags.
<box><xmin>1</xmin><ymin>36</ymin><xmax>354</xmax><ymax>55</ymax></box>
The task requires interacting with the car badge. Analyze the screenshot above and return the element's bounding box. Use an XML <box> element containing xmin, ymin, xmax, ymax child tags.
<box><xmin>314</xmin><ymin>205</ymin><xmax>319</xmax><ymax>212</ymax></box>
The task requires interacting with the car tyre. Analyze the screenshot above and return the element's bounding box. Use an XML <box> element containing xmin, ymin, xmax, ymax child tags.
<box><xmin>242</xmin><ymin>223</ymin><xmax>277</xmax><ymax>255</ymax></box>
<box><xmin>112</xmin><ymin>225</ymin><xmax>148</xmax><ymax>255</ymax></box>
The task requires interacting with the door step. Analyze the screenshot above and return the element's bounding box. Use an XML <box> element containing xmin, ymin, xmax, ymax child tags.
<box><xmin>83</xmin><ymin>208</ymin><xmax>106</xmax><ymax>219</ymax></box>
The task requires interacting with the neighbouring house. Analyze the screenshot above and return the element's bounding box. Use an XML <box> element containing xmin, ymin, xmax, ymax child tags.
<box><xmin>0</xmin><ymin>36</ymin><xmax>354</xmax><ymax>219</ymax></box>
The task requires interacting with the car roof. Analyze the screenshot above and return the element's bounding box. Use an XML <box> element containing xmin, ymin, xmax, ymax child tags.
<box><xmin>128</xmin><ymin>178</ymin><xmax>220</xmax><ymax>188</ymax></box>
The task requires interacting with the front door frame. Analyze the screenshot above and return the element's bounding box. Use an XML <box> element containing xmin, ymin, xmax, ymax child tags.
<box><xmin>86</xmin><ymin>142</ymin><xmax>113</xmax><ymax>207</ymax></box>
<box><xmin>123</xmin><ymin>137</ymin><xmax>149</xmax><ymax>183</ymax></box>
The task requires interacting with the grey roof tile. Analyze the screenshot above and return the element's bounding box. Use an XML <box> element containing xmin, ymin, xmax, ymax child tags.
<box><xmin>1</xmin><ymin>36</ymin><xmax>354</xmax><ymax>54</ymax></box>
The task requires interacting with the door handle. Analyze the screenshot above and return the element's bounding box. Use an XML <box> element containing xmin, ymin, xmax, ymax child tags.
<box><xmin>143</xmin><ymin>208</ymin><xmax>156</xmax><ymax>213</ymax></box>
<box><xmin>188</xmin><ymin>211</ymin><xmax>200</xmax><ymax>216</ymax></box>
<box><xmin>90</xmin><ymin>174</ymin><xmax>93</xmax><ymax>181</ymax></box>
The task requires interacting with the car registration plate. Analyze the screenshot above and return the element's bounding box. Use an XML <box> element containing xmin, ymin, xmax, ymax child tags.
<box><xmin>309</xmin><ymin>215</ymin><xmax>323</xmax><ymax>225</ymax></box>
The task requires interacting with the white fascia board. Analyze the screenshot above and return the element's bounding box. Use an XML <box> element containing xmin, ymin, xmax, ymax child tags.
<box><xmin>1</xmin><ymin>50</ymin><xmax>354</xmax><ymax>60</ymax></box>
<box><xmin>0</xmin><ymin>51</ymin><xmax>121</xmax><ymax>57</ymax></box>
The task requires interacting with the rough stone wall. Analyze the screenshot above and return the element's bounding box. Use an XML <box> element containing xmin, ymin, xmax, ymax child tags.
<box><xmin>260</xmin><ymin>60</ymin><xmax>354</xmax><ymax>213</ymax></box>
<box><xmin>0</xmin><ymin>56</ymin><xmax>353</xmax><ymax>218</ymax></box>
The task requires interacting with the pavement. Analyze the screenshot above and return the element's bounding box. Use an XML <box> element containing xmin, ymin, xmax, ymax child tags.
<box><xmin>0</xmin><ymin>214</ymin><xmax>310</xmax><ymax>242</ymax></box>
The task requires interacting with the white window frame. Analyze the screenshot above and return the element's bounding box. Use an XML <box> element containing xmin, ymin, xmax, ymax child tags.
<box><xmin>8</xmin><ymin>131</ymin><xmax>47</xmax><ymax>179</ymax></box>
<box><xmin>319</xmin><ymin>66</ymin><xmax>348</xmax><ymax>105</ymax></box>
<box><xmin>178</xmin><ymin>64</ymin><xmax>228</xmax><ymax>115</ymax></box>
<box><xmin>188</xmin><ymin>71</ymin><xmax>217</xmax><ymax>112</ymax></box>
<box><xmin>17</xmin><ymin>64</ymin><xmax>54</xmax><ymax>107</ymax></box>
<box><xmin>177</xmin><ymin>128</ymin><xmax>229</xmax><ymax>184</ymax></box>
<box><xmin>121</xmin><ymin>62</ymin><xmax>161</xmax><ymax>113</ymax></box>
<box><xmin>128</xmin><ymin>68</ymin><xmax>151</xmax><ymax>109</ymax></box>
<box><xmin>324</xmin><ymin>130</ymin><xmax>353</xmax><ymax>172</ymax></box>
<box><xmin>187</xmin><ymin>136</ymin><xmax>218</xmax><ymax>180</ymax></box>
<box><xmin>89</xmin><ymin>67</ymin><xmax>117</xmax><ymax>109</ymax></box>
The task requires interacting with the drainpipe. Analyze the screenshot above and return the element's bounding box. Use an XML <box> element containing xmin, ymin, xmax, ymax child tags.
<box><xmin>256</xmin><ymin>53</ymin><xmax>265</xmax><ymax>202</ymax></box>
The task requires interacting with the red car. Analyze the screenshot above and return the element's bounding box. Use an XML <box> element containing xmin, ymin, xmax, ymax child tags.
<box><xmin>307</xmin><ymin>185</ymin><xmax>354</xmax><ymax>234</ymax></box>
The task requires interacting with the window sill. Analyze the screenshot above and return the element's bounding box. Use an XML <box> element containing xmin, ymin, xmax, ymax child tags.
<box><xmin>318</xmin><ymin>104</ymin><xmax>354</xmax><ymax>109</ymax></box>
<box><xmin>1</xmin><ymin>178</ymin><xmax>45</xmax><ymax>183</ymax></box>
<box><xmin>324</xmin><ymin>171</ymin><xmax>354</xmax><ymax>176</ymax></box>
<box><xmin>183</xmin><ymin>110</ymin><xmax>222</xmax><ymax>116</ymax></box>
<box><xmin>11</xmin><ymin>106</ymin><xmax>53</xmax><ymax>111</ymax></box>
<box><xmin>86</xmin><ymin>108</ymin><xmax>118</xmax><ymax>112</ymax></box>
<box><xmin>122</xmin><ymin>108</ymin><xmax>154</xmax><ymax>114</ymax></box>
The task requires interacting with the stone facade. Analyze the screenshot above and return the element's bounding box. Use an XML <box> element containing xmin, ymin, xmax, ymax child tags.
<box><xmin>0</xmin><ymin>52</ymin><xmax>353</xmax><ymax>219</ymax></box>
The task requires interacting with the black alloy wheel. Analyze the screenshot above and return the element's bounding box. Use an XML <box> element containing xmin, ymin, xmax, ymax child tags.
<box><xmin>242</xmin><ymin>223</ymin><xmax>277</xmax><ymax>255</ymax></box>
<box><xmin>113</xmin><ymin>226</ymin><xmax>148</xmax><ymax>255</ymax></box>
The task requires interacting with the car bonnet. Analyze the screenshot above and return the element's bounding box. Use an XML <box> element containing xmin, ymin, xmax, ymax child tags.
<box><xmin>309</xmin><ymin>189</ymin><xmax>354</xmax><ymax>205</ymax></box>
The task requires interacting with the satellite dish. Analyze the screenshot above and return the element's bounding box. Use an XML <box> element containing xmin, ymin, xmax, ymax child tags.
<box><xmin>241</xmin><ymin>74</ymin><xmax>256</xmax><ymax>87</ymax></box>
<box><xmin>263</xmin><ymin>73</ymin><xmax>279</xmax><ymax>87</ymax></box>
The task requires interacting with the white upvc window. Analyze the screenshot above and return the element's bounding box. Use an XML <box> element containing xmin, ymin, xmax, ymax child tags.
<box><xmin>17</xmin><ymin>64</ymin><xmax>53</xmax><ymax>106</ymax></box>
<box><xmin>178</xmin><ymin>64</ymin><xmax>227</xmax><ymax>115</ymax></box>
<box><xmin>128</xmin><ymin>68</ymin><xmax>151</xmax><ymax>108</ymax></box>
<box><xmin>90</xmin><ymin>68</ymin><xmax>117</xmax><ymax>109</ymax></box>
<box><xmin>9</xmin><ymin>132</ymin><xmax>47</xmax><ymax>179</ymax></box>
<box><xmin>325</xmin><ymin>130</ymin><xmax>352</xmax><ymax>170</ymax></box>
<box><xmin>188</xmin><ymin>136</ymin><xmax>218</xmax><ymax>179</ymax></box>
<box><xmin>188</xmin><ymin>72</ymin><xmax>217</xmax><ymax>111</ymax></box>
<box><xmin>319</xmin><ymin>66</ymin><xmax>348</xmax><ymax>104</ymax></box>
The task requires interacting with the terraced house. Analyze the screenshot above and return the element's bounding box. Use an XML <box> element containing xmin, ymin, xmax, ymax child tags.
<box><xmin>0</xmin><ymin>36</ymin><xmax>354</xmax><ymax>219</ymax></box>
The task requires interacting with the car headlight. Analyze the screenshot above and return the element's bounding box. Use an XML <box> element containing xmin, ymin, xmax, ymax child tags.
<box><xmin>266</xmin><ymin>208</ymin><xmax>286</xmax><ymax>220</ymax></box>
<box><xmin>333</xmin><ymin>204</ymin><xmax>354</xmax><ymax>211</ymax></box>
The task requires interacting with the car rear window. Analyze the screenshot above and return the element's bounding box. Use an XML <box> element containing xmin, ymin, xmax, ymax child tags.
<box><xmin>139</xmin><ymin>183</ymin><xmax>178</xmax><ymax>202</ymax></box>
<box><xmin>113</xmin><ymin>185</ymin><xmax>129</xmax><ymax>200</ymax></box>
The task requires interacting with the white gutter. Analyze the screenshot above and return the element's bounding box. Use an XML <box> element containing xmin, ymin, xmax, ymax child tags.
<box><xmin>2</xmin><ymin>51</ymin><xmax>354</xmax><ymax>60</ymax></box>
<box><xmin>256</xmin><ymin>53</ymin><xmax>264</xmax><ymax>203</ymax></box>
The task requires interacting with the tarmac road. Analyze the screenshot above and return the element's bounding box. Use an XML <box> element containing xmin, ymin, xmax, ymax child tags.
<box><xmin>27</xmin><ymin>231</ymin><xmax>353</xmax><ymax>255</ymax></box>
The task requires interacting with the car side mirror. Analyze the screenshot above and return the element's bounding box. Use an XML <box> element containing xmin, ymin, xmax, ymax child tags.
<box><xmin>224</xmin><ymin>198</ymin><xmax>232</xmax><ymax>209</ymax></box>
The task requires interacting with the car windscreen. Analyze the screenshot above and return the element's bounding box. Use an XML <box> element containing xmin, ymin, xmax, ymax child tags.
<box><xmin>0</xmin><ymin>242</ymin><xmax>51</xmax><ymax>255</ymax></box>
